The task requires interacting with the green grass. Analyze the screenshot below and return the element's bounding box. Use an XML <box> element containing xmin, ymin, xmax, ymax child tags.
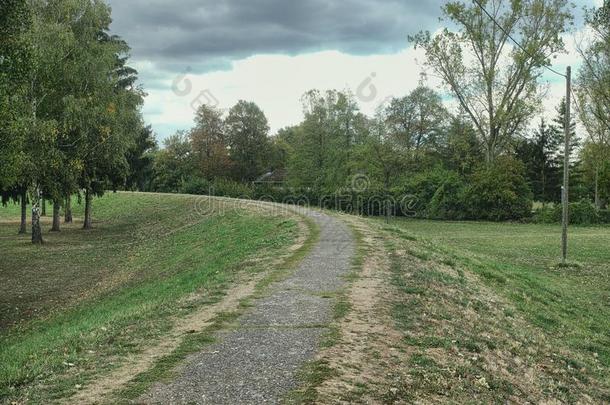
<box><xmin>285</xmin><ymin>360</ymin><xmax>338</xmax><ymax>404</ymax></box>
<box><xmin>115</xmin><ymin>310</ymin><xmax>240</xmax><ymax>401</ymax></box>
<box><xmin>0</xmin><ymin>192</ymin><xmax>299</xmax><ymax>403</ymax></box>
<box><xmin>378</xmin><ymin>218</ymin><xmax>610</xmax><ymax>401</ymax></box>
<box><xmin>114</xmin><ymin>214</ymin><xmax>322</xmax><ymax>402</ymax></box>
<box><xmin>384</xmin><ymin>219</ymin><xmax>610</xmax><ymax>365</ymax></box>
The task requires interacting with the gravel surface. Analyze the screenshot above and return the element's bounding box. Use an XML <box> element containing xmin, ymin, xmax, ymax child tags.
<box><xmin>141</xmin><ymin>209</ymin><xmax>354</xmax><ymax>404</ymax></box>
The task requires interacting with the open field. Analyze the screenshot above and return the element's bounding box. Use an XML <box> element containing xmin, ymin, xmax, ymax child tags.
<box><xmin>374</xmin><ymin>218</ymin><xmax>610</xmax><ymax>402</ymax></box>
<box><xmin>0</xmin><ymin>193</ymin><xmax>300</xmax><ymax>403</ymax></box>
<box><xmin>2</xmin><ymin>195</ymin><xmax>609</xmax><ymax>403</ymax></box>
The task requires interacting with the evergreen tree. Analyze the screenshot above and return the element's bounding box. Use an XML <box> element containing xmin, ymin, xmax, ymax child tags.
<box><xmin>516</xmin><ymin>119</ymin><xmax>563</xmax><ymax>204</ymax></box>
<box><xmin>551</xmin><ymin>98</ymin><xmax>583</xmax><ymax>198</ymax></box>
<box><xmin>552</xmin><ymin>98</ymin><xmax>579</xmax><ymax>161</ymax></box>
<box><xmin>125</xmin><ymin>125</ymin><xmax>158</xmax><ymax>191</ymax></box>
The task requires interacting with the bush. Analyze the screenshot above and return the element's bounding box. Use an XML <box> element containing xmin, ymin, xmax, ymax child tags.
<box><xmin>569</xmin><ymin>200</ymin><xmax>600</xmax><ymax>225</ymax></box>
<box><xmin>462</xmin><ymin>157</ymin><xmax>533</xmax><ymax>221</ymax></box>
<box><xmin>401</xmin><ymin>168</ymin><xmax>462</xmax><ymax>218</ymax></box>
<box><xmin>531</xmin><ymin>206</ymin><xmax>558</xmax><ymax>224</ymax></box>
<box><xmin>211</xmin><ymin>178</ymin><xmax>254</xmax><ymax>198</ymax></box>
<box><xmin>171</xmin><ymin>160</ymin><xmax>545</xmax><ymax>223</ymax></box>
<box><xmin>427</xmin><ymin>172</ymin><xmax>466</xmax><ymax>220</ymax></box>
<box><xmin>180</xmin><ymin>177</ymin><xmax>211</xmax><ymax>195</ymax></box>
<box><xmin>599</xmin><ymin>209</ymin><xmax>610</xmax><ymax>224</ymax></box>
<box><xmin>532</xmin><ymin>200</ymin><xmax>609</xmax><ymax>225</ymax></box>
<box><xmin>180</xmin><ymin>177</ymin><xmax>255</xmax><ymax>199</ymax></box>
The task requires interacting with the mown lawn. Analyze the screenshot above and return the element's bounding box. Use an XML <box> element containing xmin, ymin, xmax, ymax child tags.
<box><xmin>377</xmin><ymin>218</ymin><xmax>610</xmax><ymax>402</ymax></box>
<box><xmin>0</xmin><ymin>192</ymin><xmax>298</xmax><ymax>403</ymax></box>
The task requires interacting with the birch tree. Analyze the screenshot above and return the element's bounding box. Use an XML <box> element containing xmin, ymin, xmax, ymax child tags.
<box><xmin>0</xmin><ymin>0</ymin><xmax>32</xmax><ymax>234</ymax></box>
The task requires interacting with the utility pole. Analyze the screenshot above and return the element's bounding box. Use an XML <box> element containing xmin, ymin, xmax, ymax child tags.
<box><xmin>561</xmin><ymin>66</ymin><xmax>571</xmax><ymax>265</ymax></box>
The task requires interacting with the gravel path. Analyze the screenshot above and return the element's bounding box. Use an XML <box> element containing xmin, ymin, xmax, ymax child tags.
<box><xmin>141</xmin><ymin>208</ymin><xmax>354</xmax><ymax>404</ymax></box>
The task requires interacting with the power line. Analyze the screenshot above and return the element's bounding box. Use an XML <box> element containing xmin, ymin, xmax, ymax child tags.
<box><xmin>471</xmin><ymin>0</ymin><xmax>567</xmax><ymax>78</ymax></box>
<box><xmin>472</xmin><ymin>0</ymin><xmax>587</xmax><ymax>134</ymax></box>
<box><xmin>471</xmin><ymin>0</ymin><xmax>578</xmax><ymax>263</ymax></box>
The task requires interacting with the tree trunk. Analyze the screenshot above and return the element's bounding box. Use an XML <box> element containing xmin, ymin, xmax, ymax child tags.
<box><xmin>19</xmin><ymin>190</ymin><xmax>27</xmax><ymax>234</ymax></box>
<box><xmin>484</xmin><ymin>141</ymin><xmax>494</xmax><ymax>164</ymax></box>
<box><xmin>41</xmin><ymin>198</ymin><xmax>46</xmax><ymax>216</ymax></box>
<box><xmin>31</xmin><ymin>201</ymin><xmax>43</xmax><ymax>244</ymax></box>
<box><xmin>541</xmin><ymin>169</ymin><xmax>546</xmax><ymax>209</ymax></box>
<box><xmin>385</xmin><ymin>175</ymin><xmax>391</xmax><ymax>224</ymax></box>
<box><xmin>595</xmin><ymin>166</ymin><xmax>600</xmax><ymax>209</ymax></box>
<box><xmin>64</xmin><ymin>196</ymin><xmax>73</xmax><ymax>223</ymax></box>
<box><xmin>83</xmin><ymin>189</ymin><xmax>93</xmax><ymax>229</ymax></box>
<box><xmin>51</xmin><ymin>199</ymin><xmax>61</xmax><ymax>232</ymax></box>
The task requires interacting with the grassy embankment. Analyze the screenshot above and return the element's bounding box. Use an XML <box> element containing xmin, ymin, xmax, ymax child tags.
<box><xmin>0</xmin><ymin>192</ymin><xmax>300</xmax><ymax>403</ymax></box>
<box><xmin>379</xmin><ymin>218</ymin><xmax>610</xmax><ymax>402</ymax></box>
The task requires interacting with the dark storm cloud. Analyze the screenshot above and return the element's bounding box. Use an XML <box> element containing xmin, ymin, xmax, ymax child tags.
<box><xmin>106</xmin><ymin>0</ymin><xmax>445</xmax><ymax>72</ymax></box>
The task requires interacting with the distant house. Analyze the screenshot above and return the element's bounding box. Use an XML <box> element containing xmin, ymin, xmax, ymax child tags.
<box><xmin>253</xmin><ymin>169</ymin><xmax>287</xmax><ymax>185</ymax></box>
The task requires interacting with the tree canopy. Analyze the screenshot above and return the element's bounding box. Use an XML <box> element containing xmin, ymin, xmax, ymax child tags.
<box><xmin>412</xmin><ymin>0</ymin><xmax>573</xmax><ymax>162</ymax></box>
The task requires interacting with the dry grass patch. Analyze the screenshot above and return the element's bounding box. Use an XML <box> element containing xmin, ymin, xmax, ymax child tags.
<box><xmin>291</xmin><ymin>215</ymin><xmax>609</xmax><ymax>404</ymax></box>
<box><xmin>382</xmin><ymin>224</ymin><xmax>609</xmax><ymax>404</ymax></box>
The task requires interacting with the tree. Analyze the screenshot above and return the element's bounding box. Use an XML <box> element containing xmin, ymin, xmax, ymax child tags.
<box><xmin>1</xmin><ymin>0</ymin><xmax>142</xmax><ymax>240</ymax></box>
<box><xmin>576</xmin><ymin>18</ymin><xmax>610</xmax><ymax>208</ymax></box>
<box><xmin>287</xmin><ymin>91</ymin><xmax>333</xmax><ymax>189</ymax></box>
<box><xmin>152</xmin><ymin>132</ymin><xmax>195</xmax><ymax>192</ymax></box>
<box><xmin>59</xmin><ymin>2</ymin><xmax>144</xmax><ymax>229</ymax></box>
<box><xmin>23</xmin><ymin>0</ymin><xmax>85</xmax><ymax>243</ymax></box>
<box><xmin>580</xmin><ymin>141</ymin><xmax>610</xmax><ymax>208</ymax></box>
<box><xmin>265</xmin><ymin>129</ymin><xmax>294</xmax><ymax>172</ymax></box>
<box><xmin>553</xmin><ymin>97</ymin><xmax>578</xmax><ymax>150</ymax></box>
<box><xmin>286</xmin><ymin>90</ymin><xmax>368</xmax><ymax>191</ymax></box>
<box><xmin>225</xmin><ymin>100</ymin><xmax>270</xmax><ymax>182</ymax></box>
<box><xmin>413</xmin><ymin>0</ymin><xmax>573</xmax><ymax>162</ymax></box>
<box><xmin>0</xmin><ymin>0</ymin><xmax>31</xmax><ymax>192</ymax></box>
<box><xmin>516</xmin><ymin>118</ymin><xmax>562</xmax><ymax>204</ymax></box>
<box><xmin>190</xmin><ymin>105</ymin><xmax>231</xmax><ymax>180</ymax></box>
<box><xmin>125</xmin><ymin>125</ymin><xmax>158</xmax><ymax>191</ymax></box>
<box><xmin>1</xmin><ymin>0</ymin><xmax>32</xmax><ymax>234</ymax></box>
<box><xmin>577</xmin><ymin>93</ymin><xmax>610</xmax><ymax>208</ymax></box>
<box><xmin>441</xmin><ymin>111</ymin><xmax>483</xmax><ymax>175</ymax></box>
<box><xmin>383</xmin><ymin>86</ymin><xmax>449</xmax><ymax>154</ymax></box>
<box><xmin>577</xmin><ymin>1</ymin><xmax>610</xmax><ymax>133</ymax></box>
<box><xmin>462</xmin><ymin>156</ymin><xmax>533</xmax><ymax>220</ymax></box>
<box><xmin>551</xmin><ymin>98</ymin><xmax>579</xmax><ymax>184</ymax></box>
<box><xmin>351</xmin><ymin>114</ymin><xmax>405</xmax><ymax>219</ymax></box>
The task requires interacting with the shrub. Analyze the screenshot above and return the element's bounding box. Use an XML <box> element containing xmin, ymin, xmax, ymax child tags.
<box><xmin>532</xmin><ymin>200</ymin><xmax>608</xmax><ymax>225</ymax></box>
<box><xmin>567</xmin><ymin>200</ymin><xmax>599</xmax><ymax>225</ymax></box>
<box><xmin>531</xmin><ymin>206</ymin><xmax>558</xmax><ymax>224</ymax></box>
<box><xmin>599</xmin><ymin>209</ymin><xmax>610</xmax><ymax>224</ymax></box>
<box><xmin>427</xmin><ymin>172</ymin><xmax>466</xmax><ymax>220</ymax></box>
<box><xmin>171</xmin><ymin>159</ymin><xmax>551</xmax><ymax>223</ymax></box>
<box><xmin>462</xmin><ymin>157</ymin><xmax>533</xmax><ymax>221</ymax></box>
<box><xmin>401</xmin><ymin>168</ymin><xmax>462</xmax><ymax>218</ymax></box>
<box><xmin>210</xmin><ymin>179</ymin><xmax>254</xmax><ymax>198</ymax></box>
<box><xmin>180</xmin><ymin>177</ymin><xmax>211</xmax><ymax>195</ymax></box>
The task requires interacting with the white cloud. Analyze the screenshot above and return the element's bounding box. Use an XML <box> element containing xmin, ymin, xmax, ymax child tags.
<box><xmin>140</xmin><ymin>47</ymin><xmax>439</xmax><ymax>141</ymax></box>
<box><xmin>139</xmin><ymin>3</ymin><xmax>600</xmax><ymax>144</ymax></box>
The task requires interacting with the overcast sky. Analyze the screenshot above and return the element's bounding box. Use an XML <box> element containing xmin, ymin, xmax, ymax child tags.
<box><xmin>106</xmin><ymin>0</ymin><xmax>603</xmax><ymax>142</ymax></box>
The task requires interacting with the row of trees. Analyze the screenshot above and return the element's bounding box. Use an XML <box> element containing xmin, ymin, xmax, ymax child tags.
<box><xmin>0</xmin><ymin>0</ymin><xmax>147</xmax><ymax>243</ymax></box>
<box><xmin>3</xmin><ymin>0</ymin><xmax>607</xmax><ymax>231</ymax></box>
<box><xmin>141</xmin><ymin>0</ymin><xmax>609</xmax><ymax>221</ymax></box>
<box><xmin>150</xmin><ymin>100</ymin><xmax>281</xmax><ymax>192</ymax></box>
<box><xmin>144</xmin><ymin>83</ymin><xmax>605</xmax><ymax>219</ymax></box>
